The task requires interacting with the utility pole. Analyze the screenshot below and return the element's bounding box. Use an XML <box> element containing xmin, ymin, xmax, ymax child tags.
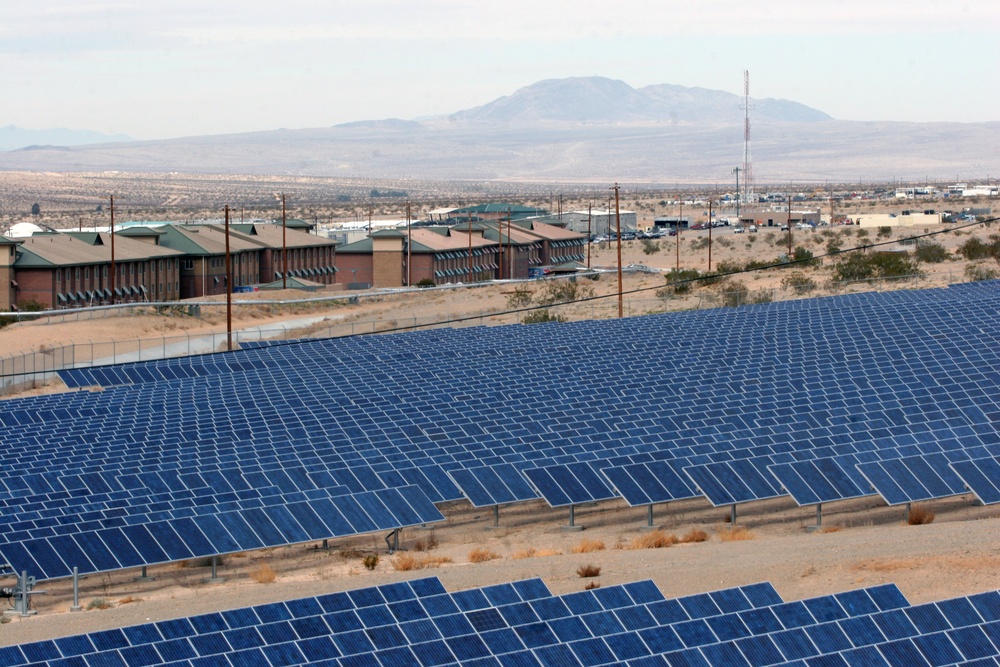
<box><xmin>109</xmin><ymin>195</ymin><xmax>116</xmax><ymax>303</ymax></box>
<box><xmin>467</xmin><ymin>214</ymin><xmax>473</xmax><ymax>283</ymax></box>
<box><xmin>676</xmin><ymin>200</ymin><xmax>682</xmax><ymax>272</ymax></box>
<box><xmin>281</xmin><ymin>194</ymin><xmax>288</xmax><ymax>289</ymax></box>
<box><xmin>612</xmin><ymin>183</ymin><xmax>623</xmax><ymax>319</ymax></box>
<box><xmin>224</xmin><ymin>205</ymin><xmax>233</xmax><ymax>351</ymax></box>
<box><xmin>732</xmin><ymin>167</ymin><xmax>742</xmax><ymax>220</ymax></box>
<box><xmin>586</xmin><ymin>204</ymin><xmax>592</xmax><ymax>269</ymax></box>
<box><xmin>506</xmin><ymin>207</ymin><xmax>513</xmax><ymax>279</ymax></box>
<box><xmin>406</xmin><ymin>202</ymin><xmax>412</xmax><ymax>286</ymax></box>
<box><xmin>708</xmin><ymin>197</ymin><xmax>713</xmax><ymax>273</ymax></box>
<box><xmin>787</xmin><ymin>188</ymin><xmax>793</xmax><ymax>259</ymax></box>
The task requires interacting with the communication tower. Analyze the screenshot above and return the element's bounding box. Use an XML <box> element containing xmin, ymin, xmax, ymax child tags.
<box><xmin>740</xmin><ymin>70</ymin><xmax>755</xmax><ymax>206</ymax></box>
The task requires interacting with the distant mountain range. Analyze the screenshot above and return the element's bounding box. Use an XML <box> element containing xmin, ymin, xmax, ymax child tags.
<box><xmin>0</xmin><ymin>77</ymin><xmax>996</xmax><ymax>182</ymax></box>
<box><xmin>0</xmin><ymin>125</ymin><xmax>132</xmax><ymax>152</ymax></box>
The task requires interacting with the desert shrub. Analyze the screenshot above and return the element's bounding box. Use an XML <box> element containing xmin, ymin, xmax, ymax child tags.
<box><xmin>362</xmin><ymin>554</ymin><xmax>379</xmax><ymax>571</ymax></box>
<box><xmin>663</xmin><ymin>268</ymin><xmax>702</xmax><ymax>295</ymax></box>
<box><xmin>790</xmin><ymin>246</ymin><xmax>820</xmax><ymax>267</ymax></box>
<box><xmin>536</xmin><ymin>279</ymin><xmax>593</xmax><ymax>306</ymax></box>
<box><xmin>856</xmin><ymin>229</ymin><xmax>870</xmax><ymax>241</ymax></box>
<box><xmin>118</xmin><ymin>595</ymin><xmax>143</xmax><ymax>605</ymax></box>
<box><xmin>87</xmin><ymin>598</ymin><xmax>113</xmax><ymax>610</ymax></box>
<box><xmin>415</xmin><ymin>278</ymin><xmax>436</xmax><ymax>288</ymax></box>
<box><xmin>956</xmin><ymin>236</ymin><xmax>999</xmax><ymax>261</ymax></box>
<box><xmin>629</xmin><ymin>531</ymin><xmax>678</xmax><ymax>549</ymax></box>
<box><xmin>392</xmin><ymin>554</ymin><xmax>453</xmax><ymax>571</ymax></box>
<box><xmin>965</xmin><ymin>263</ymin><xmax>999</xmax><ymax>282</ymax></box>
<box><xmin>641</xmin><ymin>240</ymin><xmax>659</xmax><ymax>255</ymax></box>
<box><xmin>717</xmin><ymin>526</ymin><xmax>755</xmax><ymax>541</ymax></box>
<box><xmin>584</xmin><ymin>581</ymin><xmax>601</xmax><ymax>590</ymax></box>
<box><xmin>721</xmin><ymin>280</ymin><xmax>750</xmax><ymax>308</ymax></box>
<box><xmin>571</xmin><ymin>539</ymin><xmax>605</xmax><ymax>554</ymax></box>
<box><xmin>679</xmin><ymin>528</ymin><xmax>709</xmax><ymax>543</ymax></box>
<box><xmin>0</xmin><ymin>616</ymin><xmax>9</xmax><ymax>624</ymax></box>
<box><xmin>907</xmin><ymin>504</ymin><xmax>935</xmax><ymax>525</ymax></box>
<box><xmin>468</xmin><ymin>548</ymin><xmax>500</xmax><ymax>563</ymax></box>
<box><xmin>250</xmin><ymin>563</ymin><xmax>277</xmax><ymax>584</ymax></box>
<box><xmin>522</xmin><ymin>309</ymin><xmax>566</xmax><ymax>325</ymax></box>
<box><xmin>506</xmin><ymin>287</ymin><xmax>533</xmax><ymax>308</ymax></box>
<box><xmin>831</xmin><ymin>251</ymin><xmax>922</xmax><ymax>283</ymax></box>
<box><xmin>781</xmin><ymin>272</ymin><xmax>817</xmax><ymax>294</ymax></box>
<box><xmin>913</xmin><ymin>241</ymin><xmax>949</xmax><ymax>263</ymax></box>
<box><xmin>576</xmin><ymin>564</ymin><xmax>601</xmax><ymax>578</ymax></box>
<box><xmin>413</xmin><ymin>533</ymin><xmax>438</xmax><ymax>552</ymax></box>
<box><xmin>876</xmin><ymin>226</ymin><xmax>893</xmax><ymax>240</ymax></box>
<box><xmin>825</xmin><ymin>241</ymin><xmax>843</xmax><ymax>255</ymax></box>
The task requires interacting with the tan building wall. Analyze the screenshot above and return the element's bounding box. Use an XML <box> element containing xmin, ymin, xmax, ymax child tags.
<box><xmin>0</xmin><ymin>245</ymin><xmax>13</xmax><ymax>311</ymax></box>
<box><xmin>372</xmin><ymin>236</ymin><xmax>403</xmax><ymax>287</ymax></box>
<box><xmin>853</xmin><ymin>212</ymin><xmax>942</xmax><ymax>228</ymax></box>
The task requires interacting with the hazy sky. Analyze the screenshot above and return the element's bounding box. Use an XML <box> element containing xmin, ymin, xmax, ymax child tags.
<box><xmin>4</xmin><ymin>1</ymin><xmax>998</xmax><ymax>140</ymax></box>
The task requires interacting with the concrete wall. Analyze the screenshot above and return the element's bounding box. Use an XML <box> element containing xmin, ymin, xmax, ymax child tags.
<box><xmin>853</xmin><ymin>212</ymin><xmax>942</xmax><ymax>227</ymax></box>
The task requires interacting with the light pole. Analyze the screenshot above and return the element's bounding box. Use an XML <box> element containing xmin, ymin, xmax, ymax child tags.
<box><xmin>274</xmin><ymin>193</ymin><xmax>288</xmax><ymax>289</ymax></box>
<box><xmin>612</xmin><ymin>183</ymin><xmax>623</xmax><ymax>319</ymax></box>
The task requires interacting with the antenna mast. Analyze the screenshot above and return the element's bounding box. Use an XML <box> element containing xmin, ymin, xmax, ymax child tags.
<box><xmin>740</xmin><ymin>70</ymin><xmax>755</xmax><ymax>206</ymax></box>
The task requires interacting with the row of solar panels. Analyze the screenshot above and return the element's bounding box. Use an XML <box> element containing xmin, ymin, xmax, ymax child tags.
<box><xmin>14</xmin><ymin>573</ymin><xmax>1000</xmax><ymax>667</ymax></box>
<box><xmin>0</xmin><ymin>282</ymin><xmax>999</xmax><ymax>582</ymax></box>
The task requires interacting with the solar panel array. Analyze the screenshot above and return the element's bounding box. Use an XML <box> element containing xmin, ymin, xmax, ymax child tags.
<box><xmin>0</xmin><ymin>282</ymin><xmax>998</xmax><ymax>581</ymax></box>
<box><xmin>13</xmin><ymin>574</ymin><xmax>1000</xmax><ymax>667</ymax></box>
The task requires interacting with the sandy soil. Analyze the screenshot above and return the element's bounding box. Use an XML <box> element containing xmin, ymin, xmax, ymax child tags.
<box><xmin>1</xmin><ymin>220</ymin><xmax>998</xmax><ymax>644</ymax></box>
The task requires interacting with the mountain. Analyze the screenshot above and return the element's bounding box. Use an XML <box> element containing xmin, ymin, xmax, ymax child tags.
<box><xmin>448</xmin><ymin>76</ymin><xmax>831</xmax><ymax>124</ymax></box>
<box><xmin>0</xmin><ymin>125</ymin><xmax>133</xmax><ymax>152</ymax></box>
<box><xmin>0</xmin><ymin>78</ymin><xmax>995</xmax><ymax>182</ymax></box>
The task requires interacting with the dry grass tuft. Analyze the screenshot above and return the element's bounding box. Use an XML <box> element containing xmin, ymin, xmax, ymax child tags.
<box><xmin>413</xmin><ymin>533</ymin><xmax>439</xmax><ymax>552</ymax></box>
<box><xmin>86</xmin><ymin>598</ymin><xmax>113</xmax><ymax>611</ymax></box>
<box><xmin>801</xmin><ymin>565</ymin><xmax>817</xmax><ymax>578</ymax></box>
<box><xmin>717</xmin><ymin>525</ymin><xmax>755</xmax><ymax>542</ymax></box>
<box><xmin>584</xmin><ymin>581</ymin><xmax>601</xmax><ymax>590</ymax></box>
<box><xmin>679</xmin><ymin>528</ymin><xmax>709</xmax><ymax>543</ymax></box>
<box><xmin>571</xmin><ymin>539</ymin><xmax>606</xmax><ymax>554</ymax></box>
<box><xmin>907</xmin><ymin>504</ymin><xmax>935</xmax><ymax>525</ymax></box>
<box><xmin>819</xmin><ymin>525</ymin><xmax>843</xmax><ymax>533</ymax></box>
<box><xmin>629</xmin><ymin>531</ymin><xmax>678</xmax><ymax>549</ymax></box>
<box><xmin>577</xmin><ymin>564</ymin><xmax>601</xmax><ymax>578</ymax></box>
<box><xmin>250</xmin><ymin>563</ymin><xmax>277</xmax><ymax>584</ymax></box>
<box><xmin>511</xmin><ymin>548</ymin><xmax>537</xmax><ymax>560</ymax></box>
<box><xmin>468</xmin><ymin>548</ymin><xmax>501</xmax><ymax>563</ymax></box>
<box><xmin>392</xmin><ymin>554</ymin><xmax>454</xmax><ymax>571</ymax></box>
<box><xmin>536</xmin><ymin>548</ymin><xmax>562</xmax><ymax>557</ymax></box>
<box><xmin>117</xmin><ymin>595</ymin><xmax>143</xmax><ymax>605</ymax></box>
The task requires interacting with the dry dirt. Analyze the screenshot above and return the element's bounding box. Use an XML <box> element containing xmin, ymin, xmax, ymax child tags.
<box><xmin>1</xmin><ymin>220</ymin><xmax>999</xmax><ymax>645</ymax></box>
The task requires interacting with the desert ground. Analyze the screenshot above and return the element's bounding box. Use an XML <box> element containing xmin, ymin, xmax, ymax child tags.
<box><xmin>0</xmin><ymin>187</ymin><xmax>998</xmax><ymax>646</ymax></box>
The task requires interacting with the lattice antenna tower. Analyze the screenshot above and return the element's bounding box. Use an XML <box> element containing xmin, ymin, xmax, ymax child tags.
<box><xmin>740</xmin><ymin>70</ymin><xmax>755</xmax><ymax>205</ymax></box>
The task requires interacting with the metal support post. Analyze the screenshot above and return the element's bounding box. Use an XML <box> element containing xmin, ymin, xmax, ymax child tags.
<box><xmin>730</xmin><ymin>504</ymin><xmax>737</xmax><ymax>527</ymax></box>
<box><xmin>134</xmin><ymin>565</ymin><xmax>155</xmax><ymax>582</ymax></box>
<box><xmin>204</xmin><ymin>556</ymin><xmax>225</xmax><ymax>584</ymax></box>
<box><xmin>906</xmin><ymin>502</ymin><xmax>911</xmax><ymax>523</ymax></box>
<box><xmin>321</xmin><ymin>539</ymin><xmax>329</xmax><ymax>550</ymax></box>
<box><xmin>493</xmin><ymin>505</ymin><xmax>499</xmax><ymax>528</ymax></box>
<box><xmin>806</xmin><ymin>503</ymin><xmax>823</xmax><ymax>533</ymax></box>
<box><xmin>385</xmin><ymin>529</ymin><xmax>400</xmax><ymax>554</ymax></box>
<box><xmin>71</xmin><ymin>567</ymin><xmax>82</xmax><ymax>612</ymax></box>
<box><xmin>639</xmin><ymin>504</ymin><xmax>661</xmax><ymax>531</ymax></box>
<box><xmin>562</xmin><ymin>504</ymin><xmax>584</xmax><ymax>531</ymax></box>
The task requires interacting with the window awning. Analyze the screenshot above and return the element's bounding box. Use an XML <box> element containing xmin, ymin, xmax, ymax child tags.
<box><xmin>274</xmin><ymin>271</ymin><xmax>282</xmax><ymax>278</ymax></box>
<box><xmin>114</xmin><ymin>287</ymin><xmax>123</xmax><ymax>296</ymax></box>
<box><xmin>10</xmin><ymin>279</ymin><xmax>17</xmax><ymax>287</ymax></box>
<box><xmin>139</xmin><ymin>284</ymin><xmax>148</xmax><ymax>294</ymax></box>
<box><xmin>85</xmin><ymin>290</ymin><xmax>94</xmax><ymax>300</ymax></box>
<box><xmin>76</xmin><ymin>291</ymin><xmax>86</xmax><ymax>301</ymax></box>
<box><xmin>67</xmin><ymin>292</ymin><xmax>77</xmax><ymax>301</ymax></box>
<box><xmin>57</xmin><ymin>293</ymin><xmax>67</xmax><ymax>303</ymax></box>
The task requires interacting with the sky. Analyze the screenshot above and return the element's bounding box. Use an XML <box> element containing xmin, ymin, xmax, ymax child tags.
<box><xmin>3</xmin><ymin>0</ymin><xmax>998</xmax><ymax>140</ymax></box>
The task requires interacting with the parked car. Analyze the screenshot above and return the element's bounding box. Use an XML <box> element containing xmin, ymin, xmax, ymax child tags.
<box><xmin>748</xmin><ymin>225</ymin><xmax>758</xmax><ymax>233</ymax></box>
<box><xmin>733</xmin><ymin>225</ymin><xmax>745</xmax><ymax>234</ymax></box>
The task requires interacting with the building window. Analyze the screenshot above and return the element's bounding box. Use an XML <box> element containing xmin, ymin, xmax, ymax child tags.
<box><xmin>56</xmin><ymin>269</ymin><xmax>61</xmax><ymax>283</ymax></box>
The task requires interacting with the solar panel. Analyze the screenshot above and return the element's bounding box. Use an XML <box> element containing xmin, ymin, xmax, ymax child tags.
<box><xmin>951</xmin><ymin>457</ymin><xmax>1000</xmax><ymax>505</ymax></box>
<box><xmin>447</xmin><ymin>464</ymin><xmax>540</xmax><ymax>507</ymax></box>
<box><xmin>601</xmin><ymin>460</ymin><xmax>700</xmax><ymax>506</ymax></box>
<box><xmin>768</xmin><ymin>456</ymin><xmax>874</xmax><ymax>506</ymax></box>
<box><xmin>683</xmin><ymin>458</ymin><xmax>785</xmax><ymax>507</ymax></box>
<box><xmin>857</xmin><ymin>454</ymin><xmax>970</xmax><ymax>506</ymax></box>
<box><xmin>523</xmin><ymin>462</ymin><xmax>619</xmax><ymax>507</ymax></box>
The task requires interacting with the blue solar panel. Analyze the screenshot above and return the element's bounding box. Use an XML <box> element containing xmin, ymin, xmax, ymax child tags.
<box><xmin>601</xmin><ymin>460</ymin><xmax>700</xmax><ymax>506</ymax></box>
<box><xmin>768</xmin><ymin>456</ymin><xmax>873</xmax><ymax>506</ymax></box>
<box><xmin>684</xmin><ymin>458</ymin><xmax>784</xmax><ymax>507</ymax></box>
<box><xmin>523</xmin><ymin>462</ymin><xmax>619</xmax><ymax>507</ymax></box>
<box><xmin>858</xmin><ymin>454</ymin><xmax>970</xmax><ymax>506</ymax></box>
<box><xmin>951</xmin><ymin>457</ymin><xmax>1000</xmax><ymax>504</ymax></box>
